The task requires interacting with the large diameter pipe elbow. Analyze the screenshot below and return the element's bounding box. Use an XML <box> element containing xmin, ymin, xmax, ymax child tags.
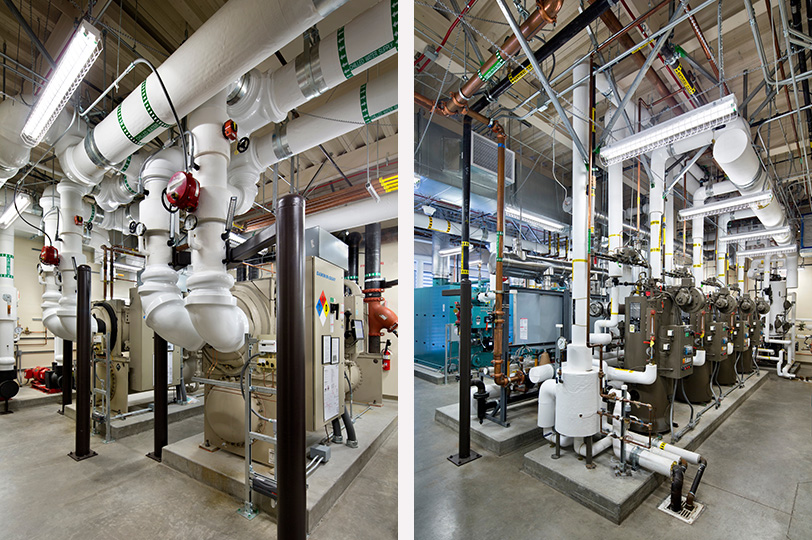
<box><xmin>366</xmin><ymin>298</ymin><xmax>398</xmax><ymax>336</ymax></box>
<box><xmin>185</xmin><ymin>270</ymin><xmax>247</xmax><ymax>353</ymax></box>
<box><xmin>538</xmin><ymin>378</ymin><xmax>557</xmax><ymax>428</ymax></box>
<box><xmin>42</xmin><ymin>287</ymin><xmax>73</xmax><ymax>341</ymax></box>
<box><xmin>139</xmin><ymin>266</ymin><xmax>205</xmax><ymax>350</ymax></box>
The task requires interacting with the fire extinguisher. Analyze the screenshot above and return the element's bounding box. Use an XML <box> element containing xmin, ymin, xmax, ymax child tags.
<box><xmin>382</xmin><ymin>339</ymin><xmax>392</xmax><ymax>371</ymax></box>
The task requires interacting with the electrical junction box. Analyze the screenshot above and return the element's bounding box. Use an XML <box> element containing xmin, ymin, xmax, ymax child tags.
<box><xmin>659</xmin><ymin>324</ymin><xmax>694</xmax><ymax>379</ymax></box>
<box><xmin>259</xmin><ymin>339</ymin><xmax>277</xmax><ymax>354</ymax></box>
<box><xmin>305</xmin><ymin>256</ymin><xmax>345</xmax><ymax>431</ymax></box>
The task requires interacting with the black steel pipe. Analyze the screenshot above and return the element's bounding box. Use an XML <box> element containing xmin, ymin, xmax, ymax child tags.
<box><xmin>449</xmin><ymin>116</ymin><xmax>480</xmax><ymax>466</ymax></box>
<box><xmin>277</xmin><ymin>193</ymin><xmax>307</xmax><ymax>540</ymax></box>
<box><xmin>147</xmin><ymin>333</ymin><xmax>168</xmax><ymax>462</ymax></box>
<box><xmin>364</xmin><ymin>223</ymin><xmax>383</xmax><ymax>353</ymax></box>
<box><xmin>68</xmin><ymin>265</ymin><xmax>96</xmax><ymax>461</ymax></box>
<box><xmin>61</xmin><ymin>340</ymin><xmax>73</xmax><ymax>409</ymax></box>
<box><xmin>472</xmin><ymin>0</ymin><xmax>613</xmax><ymax>112</ymax></box>
<box><xmin>685</xmin><ymin>457</ymin><xmax>707</xmax><ymax>509</ymax></box>
<box><xmin>346</xmin><ymin>231</ymin><xmax>362</xmax><ymax>284</ymax></box>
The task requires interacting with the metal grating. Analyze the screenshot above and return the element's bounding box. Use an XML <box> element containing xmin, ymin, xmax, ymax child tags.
<box><xmin>471</xmin><ymin>131</ymin><xmax>515</xmax><ymax>187</ymax></box>
<box><xmin>657</xmin><ymin>495</ymin><xmax>705</xmax><ymax>524</ymax></box>
<box><xmin>801</xmin><ymin>214</ymin><xmax>812</xmax><ymax>249</ymax></box>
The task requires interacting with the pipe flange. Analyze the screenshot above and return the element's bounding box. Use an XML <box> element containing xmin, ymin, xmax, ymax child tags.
<box><xmin>227</xmin><ymin>71</ymin><xmax>252</xmax><ymax>106</ymax></box>
<box><xmin>84</xmin><ymin>128</ymin><xmax>116</xmax><ymax>170</ymax></box>
<box><xmin>296</xmin><ymin>41</ymin><xmax>328</xmax><ymax>100</ymax></box>
<box><xmin>737</xmin><ymin>167</ymin><xmax>767</xmax><ymax>192</ymax></box>
<box><xmin>271</xmin><ymin>124</ymin><xmax>292</xmax><ymax>162</ymax></box>
<box><xmin>629</xmin><ymin>444</ymin><xmax>642</xmax><ymax>468</ymax></box>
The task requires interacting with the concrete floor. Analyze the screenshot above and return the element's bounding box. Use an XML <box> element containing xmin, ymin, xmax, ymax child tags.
<box><xmin>415</xmin><ymin>370</ymin><xmax>812</xmax><ymax>540</ymax></box>
<box><xmin>1</xmin><ymin>401</ymin><xmax>397</xmax><ymax>539</ymax></box>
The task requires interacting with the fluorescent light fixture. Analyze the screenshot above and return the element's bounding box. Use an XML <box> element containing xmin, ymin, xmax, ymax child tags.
<box><xmin>21</xmin><ymin>20</ymin><xmax>102</xmax><ymax>146</ymax></box>
<box><xmin>0</xmin><ymin>192</ymin><xmax>32</xmax><ymax>229</ymax></box>
<box><xmin>505</xmin><ymin>206</ymin><xmax>567</xmax><ymax>232</ymax></box>
<box><xmin>600</xmin><ymin>95</ymin><xmax>738</xmax><ymax>165</ymax></box>
<box><xmin>677</xmin><ymin>191</ymin><xmax>773</xmax><ymax>221</ymax></box>
<box><xmin>738</xmin><ymin>245</ymin><xmax>797</xmax><ymax>257</ymax></box>
<box><xmin>111</xmin><ymin>262</ymin><xmax>143</xmax><ymax>273</ymax></box>
<box><xmin>229</xmin><ymin>232</ymin><xmax>247</xmax><ymax>245</ymax></box>
<box><xmin>719</xmin><ymin>226</ymin><xmax>791</xmax><ymax>244</ymax></box>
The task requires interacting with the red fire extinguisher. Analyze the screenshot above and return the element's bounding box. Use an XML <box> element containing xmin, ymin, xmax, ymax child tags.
<box><xmin>382</xmin><ymin>339</ymin><xmax>392</xmax><ymax>371</ymax></box>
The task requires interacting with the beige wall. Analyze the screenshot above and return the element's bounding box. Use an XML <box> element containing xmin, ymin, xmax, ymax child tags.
<box><xmin>15</xmin><ymin>232</ymin><xmax>134</xmax><ymax>371</ymax></box>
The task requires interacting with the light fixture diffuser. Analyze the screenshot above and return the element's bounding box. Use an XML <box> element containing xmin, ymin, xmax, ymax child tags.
<box><xmin>505</xmin><ymin>206</ymin><xmax>567</xmax><ymax>232</ymax></box>
<box><xmin>738</xmin><ymin>245</ymin><xmax>797</xmax><ymax>257</ymax></box>
<box><xmin>719</xmin><ymin>226</ymin><xmax>791</xmax><ymax>244</ymax></box>
<box><xmin>21</xmin><ymin>20</ymin><xmax>102</xmax><ymax>146</ymax></box>
<box><xmin>600</xmin><ymin>95</ymin><xmax>738</xmax><ymax>165</ymax></box>
<box><xmin>677</xmin><ymin>191</ymin><xmax>773</xmax><ymax>221</ymax></box>
<box><xmin>0</xmin><ymin>192</ymin><xmax>32</xmax><ymax>229</ymax></box>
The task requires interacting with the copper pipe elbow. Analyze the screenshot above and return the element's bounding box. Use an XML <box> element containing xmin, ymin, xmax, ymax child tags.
<box><xmin>537</xmin><ymin>0</ymin><xmax>563</xmax><ymax>24</ymax></box>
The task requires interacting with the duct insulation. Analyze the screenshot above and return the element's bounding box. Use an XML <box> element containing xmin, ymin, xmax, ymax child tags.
<box><xmin>229</xmin><ymin>68</ymin><xmax>397</xmax><ymax>215</ymax></box>
<box><xmin>58</xmin><ymin>0</ymin><xmax>348</xmax><ymax>188</ymax></box>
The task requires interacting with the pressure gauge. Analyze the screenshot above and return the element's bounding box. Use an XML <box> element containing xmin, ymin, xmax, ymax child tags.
<box><xmin>134</xmin><ymin>223</ymin><xmax>147</xmax><ymax>236</ymax></box>
<box><xmin>184</xmin><ymin>214</ymin><xmax>198</xmax><ymax>231</ymax></box>
<box><xmin>556</xmin><ymin>336</ymin><xmax>568</xmax><ymax>350</ymax></box>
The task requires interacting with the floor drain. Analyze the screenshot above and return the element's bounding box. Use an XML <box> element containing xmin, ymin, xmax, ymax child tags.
<box><xmin>657</xmin><ymin>495</ymin><xmax>705</xmax><ymax>524</ymax></box>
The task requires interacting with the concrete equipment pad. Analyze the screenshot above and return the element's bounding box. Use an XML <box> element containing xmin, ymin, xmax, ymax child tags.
<box><xmin>162</xmin><ymin>400</ymin><xmax>398</xmax><ymax>533</ymax></box>
<box><xmin>64</xmin><ymin>392</ymin><xmax>205</xmax><ymax>439</ymax></box>
<box><xmin>522</xmin><ymin>370</ymin><xmax>768</xmax><ymax>524</ymax></box>
<box><xmin>435</xmin><ymin>398</ymin><xmax>541</xmax><ymax>456</ymax></box>
<box><xmin>4</xmin><ymin>385</ymin><xmax>74</xmax><ymax>411</ymax></box>
<box><xmin>414</xmin><ymin>363</ymin><xmax>448</xmax><ymax>384</ymax></box>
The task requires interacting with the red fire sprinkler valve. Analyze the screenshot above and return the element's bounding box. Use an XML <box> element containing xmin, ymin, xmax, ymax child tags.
<box><xmin>166</xmin><ymin>171</ymin><xmax>201</xmax><ymax>212</ymax></box>
<box><xmin>39</xmin><ymin>245</ymin><xmax>60</xmax><ymax>266</ymax></box>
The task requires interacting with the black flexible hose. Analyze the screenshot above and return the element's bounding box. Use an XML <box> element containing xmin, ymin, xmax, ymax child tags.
<box><xmin>331</xmin><ymin>417</ymin><xmax>343</xmax><ymax>442</ymax></box>
<box><xmin>680</xmin><ymin>379</ymin><xmax>694</xmax><ymax>426</ymax></box>
<box><xmin>670</xmin><ymin>464</ymin><xmax>685</xmax><ymax>512</ymax></box>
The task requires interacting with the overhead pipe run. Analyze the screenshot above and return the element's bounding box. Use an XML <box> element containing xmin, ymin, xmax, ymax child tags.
<box><xmin>439</xmin><ymin>0</ymin><xmax>563</xmax><ymax>114</ymax></box>
<box><xmin>229</xmin><ymin>68</ymin><xmax>397</xmax><ymax>215</ymax></box>
<box><xmin>227</xmin><ymin>0</ymin><xmax>397</xmax><ymax>137</ymax></box>
<box><xmin>57</xmin><ymin>0</ymin><xmax>349</xmax><ymax>188</ymax></box>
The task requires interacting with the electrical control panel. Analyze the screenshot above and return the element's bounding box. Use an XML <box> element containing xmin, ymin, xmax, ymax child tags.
<box><xmin>731</xmin><ymin>319</ymin><xmax>750</xmax><ymax>352</ymax></box>
<box><xmin>305</xmin><ymin>256</ymin><xmax>345</xmax><ymax>431</ymax></box>
<box><xmin>704</xmin><ymin>322</ymin><xmax>730</xmax><ymax>363</ymax></box>
<box><xmin>658</xmin><ymin>324</ymin><xmax>694</xmax><ymax>379</ymax></box>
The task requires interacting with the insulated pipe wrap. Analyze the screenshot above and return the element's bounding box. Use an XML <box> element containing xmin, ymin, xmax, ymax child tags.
<box><xmin>63</xmin><ymin>0</ymin><xmax>346</xmax><ymax>186</ymax></box>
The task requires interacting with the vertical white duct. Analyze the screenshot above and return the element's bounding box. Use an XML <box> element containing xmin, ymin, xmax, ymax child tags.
<box><xmin>39</xmin><ymin>187</ymin><xmax>67</xmax><ymax>340</ymax></box>
<box><xmin>649</xmin><ymin>152</ymin><xmax>665</xmax><ymax>279</ymax></box>
<box><xmin>555</xmin><ymin>62</ymin><xmax>599</xmax><ymax>439</ymax></box>
<box><xmin>664</xmin><ymin>190</ymin><xmax>675</xmax><ymax>284</ymax></box>
<box><xmin>716</xmin><ymin>213</ymin><xmax>730</xmax><ymax>285</ymax></box>
<box><xmin>691</xmin><ymin>181</ymin><xmax>736</xmax><ymax>286</ymax></box>
<box><xmin>0</xmin><ymin>228</ymin><xmax>16</xmax><ymax>377</ymax></box>
<box><xmin>228</xmin><ymin>0</ymin><xmax>397</xmax><ymax>136</ymax></box>
<box><xmin>58</xmin><ymin>0</ymin><xmax>348</xmax><ymax>188</ymax></box>
<box><xmin>185</xmin><ymin>91</ymin><xmax>248</xmax><ymax>353</ymax></box>
<box><xmin>137</xmin><ymin>148</ymin><xmax>205</xmax><ymax>350</ymax></box>
<box><xmin>229</xmin><ymin>68</ymin><xmax>397</xmax><ymax>214</ymax></box>
<box><xmin>737</xmin><ymin>241</ymin><xmax>746</xmax><ymax>290</ymax></box>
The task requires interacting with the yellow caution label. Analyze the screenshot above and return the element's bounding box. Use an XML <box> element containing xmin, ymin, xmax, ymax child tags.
<box><xmin>674</xmin><ymin>65</ymin><xmax>695</xmax><ymax>94</ymax></box>
<box><xmin>379</xmin><ymin>174</ymin><xmax>398</xmax><ymax>193</ymax></box>
<box><xmin>508</xmin><ymin>65</ymin><xmax>532</xmax><ymax>84</ymax></box>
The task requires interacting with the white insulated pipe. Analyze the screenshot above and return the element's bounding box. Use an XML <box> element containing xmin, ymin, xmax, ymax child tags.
<box><xmin>593</xmin><ymin>360</ymin><xmax>657</xmax><ymax>385</ymax></box>
<box><xmin>137</xmin><ymin>148</ymin><xmax>205</xmax><ymax>350</ymax></box>
<box><xmin>555</xmin><ymin>63</ymin><xmax>599</xmax><ymax>439</ymax></box>
<box><xmin>664</xmin><ymin>190</ymin><xmax>675</xmax><ymax>284</ymax></box>
<box><xmin>94</xmin><ymin>152</ymin><xmax>146</xmax><ymax>212</ymax></box>
<box><xmin>414</xmin><ymin>213</ymin><xmax>548</xmax><ymax>254</ymax></box>
<box><xmin>0</xmin><ymin>228</ymin><xmax>16</xmax><ymax>375</ymax></box>
<box><xmin>228</xmin><ymin>68</ymin><xmax>397</xmax><ymax>215</ymax></box>
<box><xmin>692</xmin><ymin>181</ymin><xmax>736</xmax><ymax>285</ymax></box>
<box><xmin>185</xmin><ymin>91</ymin><xmax>248</xmax><ymax>353</ymax></box>
<box><xmin>39</xmin><ymin>187</ymin><xmax>66</xmax><ymax>340</ymax></box>
<box><xmin>59</xmin><ymin>0</ymin><xmax>348</xmax><ymax>188</ymax></box>
<box><xmin>713</xmin><ymin>119</ymin><xmax>792</xmax><ymax>246</ymax></box>
<box><xmin>717</xmin><ymin>213</ymin><xmax>730</xmax><ymax>285</ymax></box>
<box><xmin>228</xmin><ymin>0</ymin><xmax>397</xmax><ymax>136</ymax></box>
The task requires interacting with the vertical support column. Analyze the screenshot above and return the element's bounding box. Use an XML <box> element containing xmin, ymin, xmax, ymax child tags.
<box><xmin>277</xmin><ymin>193</ymin><xmax>307</xmax><ymax>540</ymax></box>
<box><xmin>61</xmin><ymin>340</ymin><xmax>73</xmax><ymax>410</ymax></box>
<box><xmin>147</xmin><ymin>333</ymin><xmax>168</xmax><ymax>462</ymax></box>
<box><xmin>68</xmin><ymin>265</ymin><xmax>96</xmax><ymax>461</ymax></box>
<box><xmin>449</xmin><ymin>115</ymin><xmax>480</xmax><ymax>467</ymax></box>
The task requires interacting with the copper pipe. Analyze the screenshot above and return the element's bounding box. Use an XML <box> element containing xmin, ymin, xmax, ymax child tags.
<box><xmin>595</xmin><ymin>0</ymin><xmax>670</xmax><ymax>53</ymax></box>
<box><xmin>443</xmin><ymin>0</ymin><xmax>563</xmax><ymax>114</ymax></box>
<box><xmin>684</xmin><ymin>3</ymin><xmax>730</xmax><ymax>95</ymax></box>
<box><xmin>492</xmin><ymin>130</ymin><xmax>508</xmax><ymax>386</ymax></box>
<box><xmin>599</xmin><ymin>7</ymin><xmax>684</xmax><ymax>114</ymax></box>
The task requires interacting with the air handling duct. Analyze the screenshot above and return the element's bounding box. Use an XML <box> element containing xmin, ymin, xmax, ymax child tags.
<box><xmin>56</xmin><ymin>0</ymin><xmax>348</xmax><ymax>188</ymax></box>
<box><xmin>227</xmin><ymin>0</ymin><xmax>397</xmax><ymax>137</ymax></box>
<box><xmin>228</xmin><ymin>68</ymin><xmax>397</xmax><ymax>214</ymax></box>
<box><xmin>713</xmin><ymin>118</ymin><xmax>793</xmax><ymax>246</ymax></box>
<box><xmin>137</xmin><ymin>148</ymin><xmax>205</xmax><ymax>350</ymax></box>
